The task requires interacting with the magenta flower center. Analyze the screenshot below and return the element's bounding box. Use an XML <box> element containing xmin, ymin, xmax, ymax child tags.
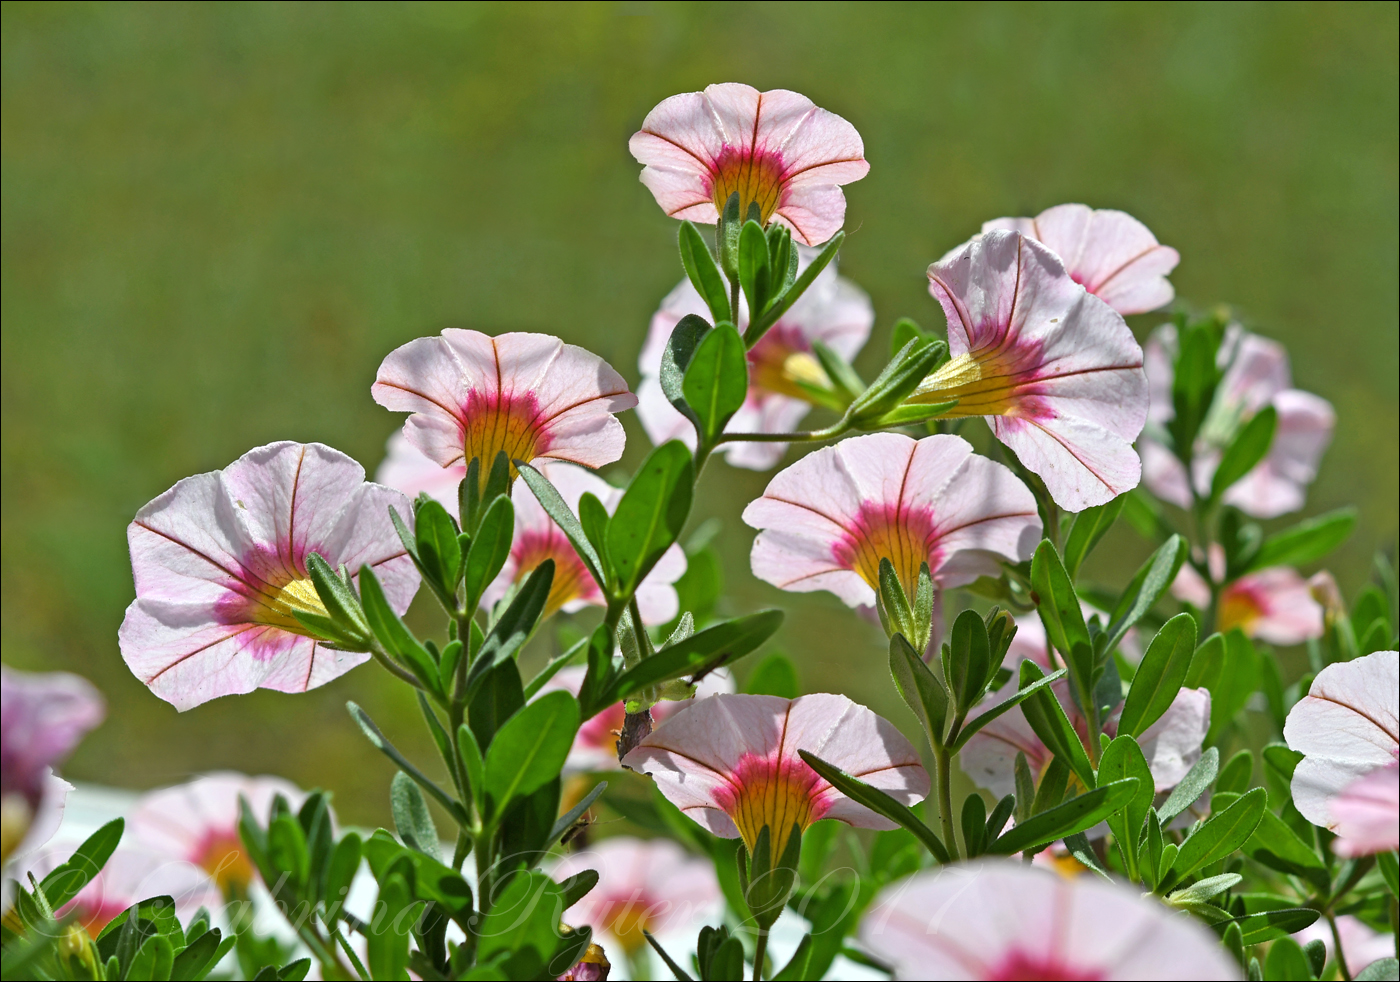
<box><xmin>1217</xmin><ymin>580</ymin><xmax>1269</xmax><ymax>637</ymax></box>
<box><xmin>460</xmin><ymin>389</ymin><xmax>552</xmax><ymax>490</ymax></box>
<box><xmin>709</xmin><ymin>146</ymin><xmax>786</xmax><ymax>223</ymax></box>
<box><xmin>832</xmin><ymin>501</ymin><xmax>942</xmax><ymax>601</ymax></box>
<box><xmin>987</xmin><ymin>949</ymin><xmax>1104</xmax><ymax>981</ymax></box>
<box><xmin>512</xmin><ymin>527</ymin><xmax>602</xmax><ymax>618</ymax></box>
<box><xmin>711</xmin><ymin>752</ymin><xmax>828</xmax><ymax>856</ymax></box>
<box><xmin>217</xmin><ymin>546</ymin><xmax>328</xmax><ymax>641</ymax></box>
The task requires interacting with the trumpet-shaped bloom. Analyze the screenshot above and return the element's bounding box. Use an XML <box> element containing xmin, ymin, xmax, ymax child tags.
<box><xmin>860</xmin><ymin>861</ymin><xmax>1240</xmax><ymax>980</ymax></box>
<box><xmin>544</xmin><ymin>666</ymin><xmax>733</xmax><ymax>773</ymax></box>
<box><xmin>1141</xmin><ymin>324</ymin><xmax>1335</xmax><ymax>518</ymax></box>
<box><xmin>552</xmin><ymin>837</ymin><xmax>722</xmax><ymax>954</ymax></box>
<box><xmin>1284</xmin><ymin>650</ymin><xmax>1399</xmax><ymax>837</ymax></box>
<box><xmin>1328</xmin><ymin>756</ymin><xmax>1399</xmax><ymax>857</ymax></box>
<box><xmin>911</xmin><ymin>230</ymin><xmax>1149</xmax><ymax>511</ymax></box>
<box><xmin>629</xmin><ymin>83</ymin><xmax>868</xmax><ymax>246</ymax></box>
<box><xmin>119</xmin><ymin>442</ymin><xmax>417</xmax><ymax>711</ymax></box>
<box><xmin>982</xmin><ymin>204</ymin><xmax>1180</xmax><ymax>316</ymax></box>
<box><xmin>1</xmin><ymin>667</ymin><xmax>104</xmax><ymax>863</ymax></box>
<box><xmin>372</xmin><ymin>330</ymin><xmax>636</xmax><ymax>491</ymax></box>
<box><xmin>960</xmin><ymin>617</ymin><xmax>1211</xmax><ymax>799</ymax></box>
<box><xmin>129</xmin><ymin>772</ymin><xmax>307</xmax><ymax>894</ymax></box>
<box><xmin>375</xmin><ymin>431</ymin><xmax>467</xmax><ymax>509</ymax></box>
<box><xmin>743</xmin><ymin>433</ymin><xmax>1040</xmax><ymax>609</ymax></box>
<box><xmin>622</xmin><ymin>693</ymin><xmax>929</xmax><ymax>858</ymax></box>
<box><xmin>637</xmin><ymin>255</ymin><xmax>874</xmax><ymax>470</ymax></box>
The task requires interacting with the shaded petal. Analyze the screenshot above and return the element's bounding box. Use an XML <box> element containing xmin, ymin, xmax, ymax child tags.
<box><xmin>375</xmin><ymin>432</ymin><xmax>465</xmax><ymax>513</ymax></box>
<box><xmin>1330</xmin><ymin>760</ymin><xmax>1399</xmax><ymax>857</ymax></box>
<box><xmin>1137</xmin><ymin>687</ymin><xmax>1211</xmax><ymax>792</ymax></box>
<box><xmin>992</xmin><ymin>412</ymin><xmax>1142</xmax><ymax>511</ymax></box>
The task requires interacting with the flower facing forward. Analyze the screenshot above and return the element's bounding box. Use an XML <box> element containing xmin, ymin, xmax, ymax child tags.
<box><xmin>636</xmin><ymin>255</ymin><xmax>874</xmax><ymax>469</ymax></box>
<box><xmin>860</xmin><ymin>861</ymin><xmax>1240</xmax><ymax>980</ymax></box>
<box><xmin>0</xmin><ymin>667</ymin><xmax>104</xmax><ymax>864</ymax></box>
<box><xmin>629</xmin><ymin>83</ymin><xmax>868</xmax><ymax>246</ymax></box>
<box><xmin>128</xmin><ymin>772</ymin><xmax>306</xmax><ymax>895</ymax></box>
<box><xmin>960</xmin><ymin>616</ymin><xmax>1211</xmax><ymax>800</ymax></box>
<box><xmin>743</xmin><ymin>433</ymin><xmax>1040</xmax><ymax>609</ymax></box>
<box><xmin>908</xmin><ymin>230</ymin><xmax>1149</xmax><ymax>511</ymax></box>
<box><xmin>119</xmin><ymin>441</ymin><xmax>417</xmax><ymax>711</ymax></box>
<box><xmin>552</xmin><ymin>837</ymin><xmax>722</xmax><ymax>955</ymax></box>
<box><xmin>622</xmin><ymin>693</ymin><xmax>929</xmax><ymax>859</ymax></box>
<box><xmin>981</xmin><ymin>204</ymin><xmax>1180</xmax><ymax>316</ymax></box>
<box><xmin>1284</xmin><ymin>650</ymin><xmax>1399</xmax><ymax>851</ymax></box>
<box><xmin>1171</xmin><ymin>558</ymin><xmax>1324</xmax><ymax>646</ymax></box>
<box><xmin>1141</xmin><ymin>324</ymin><xmax>1335</xmax><ymax>518</ymax></box>
<box><xmin>372</xmin><ymin>330</ymin><xmax>636</xmax><ymax>492</ymax></box>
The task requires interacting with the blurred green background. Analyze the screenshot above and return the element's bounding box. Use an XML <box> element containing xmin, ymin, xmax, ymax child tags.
<box><xmin>3</xmin><ymin>1</ymin><xmax>1396</xmax><ymax>826</ymax></box>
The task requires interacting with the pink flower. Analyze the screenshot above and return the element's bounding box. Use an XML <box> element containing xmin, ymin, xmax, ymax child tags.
<box><xmin>636</xmin><ymin>254</ymin><xmax>874</xmax><ymax>470</ymax></box>
<box><xmin>622</xmin><ymin>693</ymin><xmax>929</xmax><ymax>859</ymax></box>
<box><xmin>960</xmin><ymin>617</ymin><xmax>1211</xmax><ymax>799</ymax></box>
<box><xmin>1141</xmin><ymin>324</ymin><xmax>1335</xmax><ymax>518</ymax></box>
<box><xmin>543</xmin><ymin>666</ymin><xmax>733</xmax><ymax>774</ymax></box>
<box><xmin>1295</xmin><ymin>915</ymin><xmax>1398</xmax><ymax>978</ymax></box>
<box><xmin>375</xmin><ymin>431</ymin><xmax>466</xmax><ymax>509</ymax></box>
<box><xmin>629</xmin><ymin>83</ymin><xmax>868</xmax><ymax>246</ymax></box>
<box><xmin>1</xmin><ymin>667</ymin><xmax>104</xmax><ymax>863</ymax></box>
<box><xmin>981</xmin><ymin>204</ymin><xmax>1180</xmax><ymax>316</ymax></box>
<box><xmin>1217</xmin><ymin>567</ymin><xmax>1324</xmax><ymax>645</ymax></box>
<box><xmin>743</xmin><ymin>433</ymin><xmax>1040</xmax><ymax>610</ymax></box>
<box><xmin>1284</xmin><ymin>650</ymin><xmax>1399</xmax><ymax>837</ymax></box>
<box><xmin>910</xmin><ymin>230</ymin><xmax>1149</xmax><ymax>511</ymax></box>
<box><xmin>860</xmin><ymin>860</ymin><xmax>1240</xmax><ymax>980</ymax></box>
<box><xmin>119</xmin><ymin>442</ymin><xmax>417</xmax><ymax>711</ymax></box>
<box><xmin>129</xmin><ymin>772</ymin><xmax>307</xmax><ymax>894</ymax></box>
<box><xmin>552</xmin><ymin>837</ymin><xmax>722</xmax><ymax>955</ymax></box>
<box><xmin>372</xmin><ymin>330</ymin><xmax>636</xmax><ymax>491</ymax></box>
<box><xmin>1329</xmin><ymin>756</ymin><xmax>1399</xmax><ymax>857</ymax></box>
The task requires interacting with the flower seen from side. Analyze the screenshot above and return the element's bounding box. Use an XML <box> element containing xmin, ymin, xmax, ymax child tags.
<box><xmin>629</xmin><ymin>83</ymin><xmax>868</xmax><ymax>246</ymax></box>
<box><xmin>743</xmin><ymin>433</ymin><xmax>1040</xmax><ymax>610</ymax></box>
<box><xmin>1284</xmin><ymin>650</ymin><xmax>1398</xmax><ymax>843</ymax></box>
<box><xmin>909</xmin><ymin>230</ymin><xmax>1149</xmax><ymax>511</ymax></box>
<box><xmin>128</xmin><ymin>772</ymin><xmax>307</xmax><ymax>895</ymax></box>
<box><xmin>372</xmin><ymin>330</ymin><xmax>636</xmax><ymax>493</ymax></box>
<box><xmin>622</xmin><ymin>692</ymin><xmax>929</xmax><ymax>860</ymax></box>
<box><xmin>1141</xmin><ymin>324</ymin><xmax>1335</xmax><ymax>518</ymax></box>
<box><xmin>860</xmin><ymin>860</ymin><xmax>1241</xmax><ymax>980</ymax></box>
<box><xmin>1294</xmin><ymin>915</ymin><xmax>1398</xmax><ymax>979</ymax></box>
<box><xmin>1</xmin><ymin>667</ymin><xmax>104</xmax><ymax>864</ymax></box>
<box><xmin>981</xmin><ymin>203</ymin><xmax>1180</xmax><ymax>316</ymax></box>
<box><xmin>1328</xmin><ymin>754</ymin><xmax>1399</xmax><ymax>857</ymax></box>
<box><xmin>636</xmin><ymin>254</ymin><xmax>874</xmax><ymax>470</ymax></box>
<box><xmin>119</xmin><ymin>441</ymin><xmax>417</xmax><ymax>711</ymax></box>
<box><xmin>551</xmin><ymin>837</ymin><xmax>722</xmax><ymax>955</ymax></box>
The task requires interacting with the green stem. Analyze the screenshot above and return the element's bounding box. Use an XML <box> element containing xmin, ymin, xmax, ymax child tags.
<box><xmin>716</xmin><ymin>419</ymin><xmax>850</xmax><ymax>445</ymax></box>
<box><xmin>369</xmin><ymin>647</ymin><xmax>422</xmax><ymax>688</ymax></box>
<box><xmin>935</xmin><ymin>745</ymin><xmax>960</xmax><ymax>861</ymax></box>
<box><xmin>752</xmin><ymin>928</ymin><xmax>769</xmax><ymax>982</ymax></box>
<box><xmin>1327</xmin><ymin>911</ymin><xmax>1352</xmax><ymax>982</ymax></box>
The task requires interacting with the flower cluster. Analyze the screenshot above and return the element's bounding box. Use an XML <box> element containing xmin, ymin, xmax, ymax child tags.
<box><xmin>4</xmin><ymin>80</ymin><xmax>1395</xmax><ymax>982</ymax></box>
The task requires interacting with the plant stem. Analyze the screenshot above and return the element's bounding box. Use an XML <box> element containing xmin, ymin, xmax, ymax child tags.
<box><xmin>716</xmin><ymin>419</ymin><xmax>850</xmax><ymax>444</ymax></box>
<box><xmin>752</xmin><ymin>928</ymin><xmax>769</xmax><ymax>982</ymax></box>
<box><xmin>370</xmin><ymin>647</ymin><xmax>422</xmax><ymax>688</ymax></box>
<box><xmin>935</xmin><ymin>745</ymin><xmax>960</xmax><ymax>861</ymax></box>
<box><xmin>1327</xmin><ymin>911</ymin><xmax>1352</xmax><ymax>982</ymax></box>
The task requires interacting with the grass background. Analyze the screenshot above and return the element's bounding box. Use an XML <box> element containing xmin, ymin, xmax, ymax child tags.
<box><xmin>3</xmin><ymin>1</ymin><xmax>1396</xmax><ymax>826</ymax></box>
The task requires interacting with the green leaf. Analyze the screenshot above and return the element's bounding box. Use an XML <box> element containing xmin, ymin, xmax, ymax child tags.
<box><xmin>889</xmin><ymin>633</ymin><xmax>950</xmax><ymax>748</ymax></box>
<box><xmin>465</xmin><ymin>559</ymin><xmax>553</xmax><ymax>698</ymax></box>
<box><xmin>643</xmin><ymin>931</ymin><xmax>696</xmax><ymax>981</ymax></box>
<box><xmin>1017</xmin><ymin>659</ymin><xmax>1096</xmax><ymax>790</ymax></box>
<box><xmin>367</xmin><ymin>872</ymin><xmax>414</xmax><ymax>981</ymax></box>
<box><xmin>1098</xmin><ymin>736</ymin><xmax>1155</xmax><ymax>872</ymax></box>
<box><xmin>1250</xmin><ymin>507</ymin><xmax>1357</xmax><ymax>571</ymax></box>
<box><xmin>522</xmin><ymin>634</ymin><xmax>590</xmax><ymax>701</ymax></box>
<box><xmin>347</xmin><ymin>702</ymin><xmax>466</xmax><ymax>824</ymax></box>
<box><xmin>604</xmin><ymin>609</ymin><xmax>783</xmax><ymax>708</ymax></box>
<box><xmin>484</xmin><ymin>690</ymin><xmax>580</xmax><ymax>814</ymax></box>
<box><xmin>39</xmin><ymin>818</ymin><xmax>123</xmax><ymax>909</ymax></box>
<box><xmin>949</xmin><ymin>669</ymin><xmax>1066</xmax><ymax>751</ymax></box>
<box><xmin>744</xmin><ymin>652</ymin><xmax>800</xmax><ymax>698</ymax></box>
<box><xmin>1107</xmin><ymin>535</ymin><xmax>1186</xmax><ymax>649</ymax></box>
<box><xmin>126</xmin><ymin>933</ymin><xmax>175</xmax><ymax>982</ymax></box>
<box><xmin>1166</xmin><ymin>872</ymin><xmax>1242</xmax><ymax>907</ymax></box>
<box><xmin>659</xmin><ymin>313</ymin><xmax>712</xmax><ymax>415</ymax></box>
<box><xmin>516</xmin><ymin>462</ymin><xmax>605</xmax><ymax>586</ymax></box>
<box><xmin>497</xmin><ymin>777</ymin><xmax>563</xmax><ymax>875</ymax></box>
<box><xmin>738</xmin><ymin>219</ymin><xmax>772</xmax><ymax>322</ymax></box>
<box><xmin>457</xmin><ymin>723</ymin><xmax>487</xmax><ymax>814</ymax></box>
<box><xmin>746</xmin><ymin>232</ymin><xmax>843</xmax><ymax>345</ymax></box>
<box><xmin>304</xmin><ymin>552</ymin><xmax>371</xmax><ymax>644</ymax></box>
<box><xmin>1211</xmin><ymin>406</ymin><xmax>1277</xmax><ymax>502</ymax></box>
<box><xmin>1119</xmin><ymin>613</ymin><xmax>1197</xmax><ymax>736</ymax></box>
<box><xmin>577</xmin><ymin>492</ymin><xmax>611</xmax><ymax>576</ymax></box>
<box><xmin>170</xmin><ymin>927</ymin><xmax>224</xmax><ymax>981</ymax></box>
<box><xmin>324</xmin><ymin>833</ymin><xmax>362</xmax><ymax>919</ymax></box>
<box><xmin>476</xmin><ymin>871</ymin><xmax>584</xmax><ymax>980</ymax></box>
<box><xmin>1262</xmin><ymin>936</ymin><xmax>1311</xmax><ymax>982</ymax></box>
<box><xmin>1062</xmin><ymin>497</ymin><xmax>1126</xmax><ymax>580</ymax></box>
<box><xmin>268</xmin><ymin>810</ymin><xmax>310</xmax><ymax>890</ymax></box>
<box><xmin>1169</xmin><ymin>787</ymin><xmax>1266</xmax><ymax>882</ymax></box>
<box><xmin>989</xmin><ymin>779</ymin><xmax>1142</xmax><ymax>855</ymax></box>
<box><xmin>1205</xmin><ymin>630</ymin><xmax>1259</xmax><ymax>746</ymax></box>
<box><xmin>547</xmin><ymin>781</ymin><xmax>608</xmax><ymax>846</ymax></box>
<box><xmin>359</xmin><ymin>565</ymin><xmax>440</xmax><ymax>693</ymax></box>
<box><xmin>463</xmin><ymin>495</ymin><xmax>514</xmax><ymax>611</ymax></box>
<box><xmin>1244</xmin><ymin>808</ymin><xmax>1327</xmax><ymax>887</ymax></box>
<box><xmin>678</xmin><ymin>221</ymin><xmax>731</xmax><ymax>323</ymax></box>
<box><xmin>946</xmin><ymin>608</ymin><xmax>992</xmax><ymax>713</ymax></box>
<box><xmin>468</xmin><ymin>658</ymin><xmax>525</xmax><ymax>752</ymax></box>
<box><xmin>810</xmin><ymin>338</ymin><xmax>865</xmax><ymax>401</ymax></box>
<box><xmin>848</xmin><ymin>338</ymin><xmax>943</xmax><ymax>423</ymax></box>
<box><xmin>390</xmin><ymin>772</ymin><xmax>440</xmax><ymax>862</ymax></box>
<box><xmin>1357</xmin><ymin>958</ymin><xmax>1400</xmax><ymax>981</ymax></box>
<box><xmin>414</xmin><ymin>497</ymin><xmax>462</xmax><ymax>603</ymax></box>
<box><xmin>1031</xmin><ymin>540</ymin><xmax>1093</xmax><ymax>707</ymax></box>
<box><xmin>1158</xmin><ymin>746</ymin><xmax>1219</xmax><ymax>824</ymax></box>
<box><xmin>1219</xmin><ymin>907</ymin><xmax>1319</xmax><ymax>945</ymax></box>
<box><xmin>960</xmin><ymin>793</ymin><xmax>987</xmax><ymax>857</ymax></box>
<box><xmin>682</xmin><ymin>323</ymin><xmax>748</xmax><ymax>445</ymax></box>
<box><xmin>1216</xmin><ymin>749</ymin><xmax>1254</xmax><ymax>796</ymax></box>
<box><xmin>797</xmin><ymin>750</ymin><xmax>950</xmax><ymax>863</ymax></box>
<box><xmin>607</xmin><ymin>441</ymin><xmax>694</xmax><ymax>599</ymax></box>
<box><xmin>1185</xmin><ymin>632</ymin><xmax>1225</xmax><ymax>689</ymax></box>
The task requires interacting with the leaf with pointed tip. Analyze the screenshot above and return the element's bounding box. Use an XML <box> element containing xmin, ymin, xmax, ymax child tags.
<box><xmin>679</xmin><ymin>221</ymin><xmax>730</xmax><ymax>324</ymax></box>
<box><xmin>517</xmin><ymin>462</ymin><xmax>605</xmax><ymax>586</ymax></box>
<box><xmin>797</xmin><ymin>750</ymin><xmax>950</xmax><ymax>863</ymax></box>
<box><xmin>1119</xmin><ymin>613</ymin><xmax>1197</xmax><ymax>737</ymax></box>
